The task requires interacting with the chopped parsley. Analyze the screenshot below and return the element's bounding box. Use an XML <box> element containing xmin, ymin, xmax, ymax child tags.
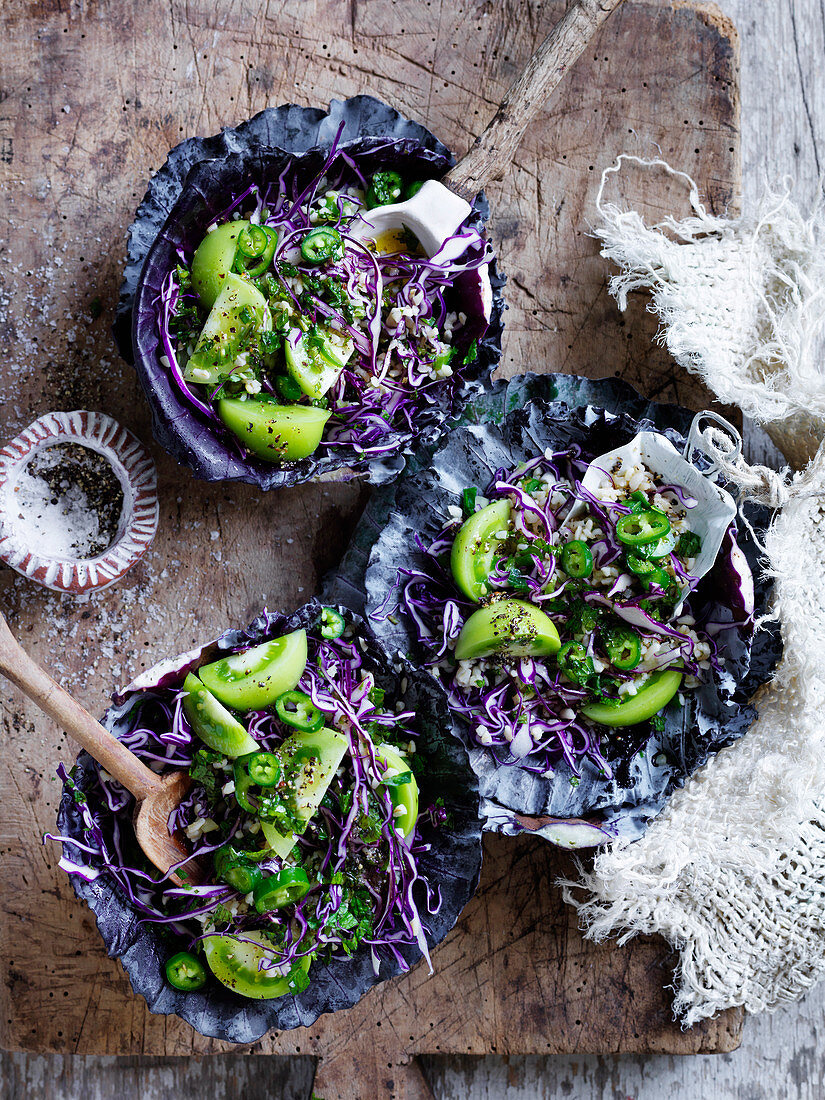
<box><xmin>188</xmin><ymin>749</ymin><xmax>224</xmax><ymax>808</ymax></box>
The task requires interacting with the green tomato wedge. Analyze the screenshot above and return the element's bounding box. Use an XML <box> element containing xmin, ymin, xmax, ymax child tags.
<box><xmin>375</xmin><ymin>743</ymin><xmax>418</xmax><ymax>838</ymax></box>
<box><xmin>184</xmin><ymin>273</ymin><xmax>268</xmax><ymax>385</ymax></box>
<box><xmin>261</xmin><ymin>726</ymin><xmax>349</xmax><ymax>859</ymax></box>
<box><xmin>181</xmin><ymin>673</ymin><xmax>258</xmax><ymax>757</ymax></box>
<box><xmin>450</xmin><ymin>498</ymin><xmax>512</xmax><ymax>602</ymax></box>
<box><xmin>284</xmin><ymin>328</ymin><xmax>353</xmax><ymax>399</ymax></box>
<box><xmin>198</xmin><ymin>630</ymin><xmax>308</xmax><ymax>712</ymax></box>
<box><xmin>260</xmin><ymin>821</ymin><xmax>293</xmax><ymax>860</ymax></box>
<box><xmin>218</xmin><ymin>399</ymin><xmax>331</xmax><ymax>462</ymax></box>
<box><xmin>454</xmin><ymin>599</ymin><xmax>562</xmax><ymax>661</ymax></box>
<box><xmin>581</xmin><ymin>669</ymin><xmax>683</xmax><ymax>727</ymax></box>
<box><xmin>191</xmin><ymin>220</ymin><xmax>250</xmax><ymax>309</ymax></box>
<box><xmin>284</xmin><ymin>330</ymin><xmax>340</xmax><ymax>399</ymax></box>
<box><xmin>203</xmin><ymin>931</ymin><xmax>311</xmax><ymax>1000</ymax></box>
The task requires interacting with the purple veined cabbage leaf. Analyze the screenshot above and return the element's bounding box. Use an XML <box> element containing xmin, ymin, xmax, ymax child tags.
<box><xmin>324</xmin><ymin>372</ymin><xmax>782</xmax><ymax>847</ymax></box>
<box><xmin>55</xmin><ymin>601</ymin><xmax>482</xmax><ymax>1043</ymax></box>
<box><xmin>117</xmin><ymin>96</ymin><xmax>505</xmax><ymax>490</ymax></box>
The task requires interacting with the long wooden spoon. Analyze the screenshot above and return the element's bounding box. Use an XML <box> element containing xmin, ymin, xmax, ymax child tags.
<box><xmin>0</xmin><ymin>611</ymin><xmax>199</xmax><ymax>885</ymax></box>
<box><xmin>357</xmin><ymin>0</ymin><xmax>626</xmax><ymax>278</ymax></box>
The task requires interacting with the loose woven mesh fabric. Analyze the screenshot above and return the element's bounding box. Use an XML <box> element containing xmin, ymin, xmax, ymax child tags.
<box><xmin>562</xmin><ymin>159</ymin><xmax>825</xmax><ymax>1025</ymax></box>
<box><xmin>594</xmin><ymin>157</ymin><xmax>825</xmax><ymax>469</ymax></box>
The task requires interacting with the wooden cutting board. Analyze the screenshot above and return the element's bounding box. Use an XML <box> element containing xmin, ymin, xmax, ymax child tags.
<box><xmin>0</xmin><ymin>1</ymin><xmax>742</xmax><ymax>1096</ymax></box>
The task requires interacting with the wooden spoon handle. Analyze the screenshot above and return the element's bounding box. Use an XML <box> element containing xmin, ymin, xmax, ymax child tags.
<box><xmin>0</xmin><ymin>613</ymin><xmax>162</xmax><ymax>802</ymax></box>
<box><xmin>443</xmin><ymin>0</ymin><xmax>626</xmax><ymax>202</ymax></box>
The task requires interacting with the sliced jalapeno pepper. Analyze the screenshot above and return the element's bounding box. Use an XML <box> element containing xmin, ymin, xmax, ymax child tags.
<box><xmin>625</xmin><ymin>553</ymin><xmax>657</xmax><ymax>577</ymax></box>
<box><xmin>233</xmin><ymin>758</ymin><xmax>290</xmax><ymax>822</ymax></box>
<box><xmin>232</xmin><ymin>754</ymin><xmax>290</xmax><ymax>821</ymax></box>
<box><xmin>214</xmin><ymin>847</ymin><xmax>265</xmax><ymax>894</ymax></box>
<box><xmin>636</xmin><ymin>529</ymin><xmax>678</xmax><ymax>560</ymax></box>
<box><xmin>319</xmin><ymin>607</ymin><xmax>346</xmax><ymax>640</ymax></box>
<box><xmin>616</xmin><ymin>509</ymin><xmax>671</xmax><ymax>546</ymax></box>
<box><xmin>300</xmin><ymin>227</ymin><xmax>344</xmax><ymax>264</ymax></box>
<box><xmin>225</xmin><ymin>863</ymin><xmax>262</xmax><ymax>894</ymax></box>
<box><xmin>243</xmin><ymin>226</ymin><xmax>279</xmax><ymax>278</ymax></box>
<box><xmin>557</xmin><ymin>640</ymin><xmax>595</xmax><ymax>686</ymax></box>
<box><xmin>602</xmin><ymin>627</ymin><xmax>642</xmax><ymax>671</ymax></box>
<box><xmin>247</xmin><ymin>751</ymin><xmax>282</xmax><ymax>788</ymax></box>
<box><xmin>275</xmin><ymin>690</ymin><xmax>324</xmax><ymax>732</ymax></box>
<box><xmin>626</xmin><ymin>490</ymin><xmax>650</xmax><ymax>514</ymax></box>
<box><xmin>236</xmin><ymin>224</ymin><xmax>269</xmax><ymax>259</ymax></box>
<box><xmin>404</xmin><ymin>179</ymin><xmax>424</xmax><ymax>200</ymax></box>
<box><xmin>253</xmin><ymin>867</ymin><xmax>312</xmax><ymax>912</ymax></box>
<box><xmin>232</xmin><ymin>756</ymin><xmax>260</xmax><ymax>814</ymax></box>
<box><xmin>165</xmin><ymin>951</ymin><xmax>207</xmax><ymax>992</ymax></box>
<box><xmin>367</xmin><ymin>170</ymin><xmax>404</xmax><ymax>208</ymax></box>
<box><xmin>561</xmin><ymin>539</ymin><xmax>594</xmax><ymax>579</ymax></box>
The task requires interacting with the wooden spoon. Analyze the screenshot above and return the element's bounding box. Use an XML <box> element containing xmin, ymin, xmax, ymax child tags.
<box><xmin>0</xmin><ymin>611</ymin><xmax>201</xmax><ymax>885</ymax></box>
<box><xmin>356</xmin><ymin>0</ymin><xmax>627</xmax><ymax>275</ymax></box>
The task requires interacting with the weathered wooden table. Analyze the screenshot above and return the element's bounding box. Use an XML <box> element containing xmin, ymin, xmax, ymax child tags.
<box><xmin>0</xmin><ymin>1</ymin><xmax>745</xmax><ymax>1097</ymax></box>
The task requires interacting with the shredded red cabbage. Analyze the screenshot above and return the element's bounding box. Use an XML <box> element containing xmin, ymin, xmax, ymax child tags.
<box><xmin>48</xmin><ymin>626</ymin><xmax>443</xmax><ymax>984</ymax></box>
<box><xmin>382</xmin><ymin>447</ymin><xmax>731</xmax><ymax>777</ymax></box>
<box><xmin>157</xmin><ymin>127</ymin><xmax>493</xmax><ymax>463</ymax></box>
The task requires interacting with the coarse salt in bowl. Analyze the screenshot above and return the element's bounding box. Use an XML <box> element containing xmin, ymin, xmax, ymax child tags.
<box><xmin>0</xmin><ymin>410</ymin><xmax>159</xmax><ymax>595</ymax></box>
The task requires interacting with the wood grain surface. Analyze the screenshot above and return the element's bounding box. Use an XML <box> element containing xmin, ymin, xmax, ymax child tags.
<box><xmin>0</xmin><ymin>0</ymin><xmax>744</xmax><ymax>1096</ymax></box>
<box><xmin>443</xmin><ymin>0</ymin><xmax>627</xmax><ymax>200</ymax></box>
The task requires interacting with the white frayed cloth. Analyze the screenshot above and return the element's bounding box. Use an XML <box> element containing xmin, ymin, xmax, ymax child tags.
<box><xmin>562</xmin><ymin>160</ymin><xmax>825</xmax><ymax>1025</ymax></box>
<box><xmin>594</xmin><ymin>157</ymin><xmax>825</xmax><ymax>467</ymax></box>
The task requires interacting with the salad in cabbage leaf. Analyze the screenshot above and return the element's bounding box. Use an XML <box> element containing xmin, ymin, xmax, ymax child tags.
<box><xmin>125</xmin><ymin>99</ymin><xmax>504</xmax><ymax>489</ymax></box>
<box><xmin>161</xmin><ymin>146</ymin><xmax>489</xmax><ymax>466</ymax></box>
<box><xmin>327</xmin><ymin>373</ymin><xmax>781</xmax><ymax>844</ymax></box>
<box><xmin>54</xmin><ymin>603</ymin><xmax>482</xmax><ymax>1040</ymax></box>
<box><xmin>397</xmin><ymin>445</ymin><xmax>724</xmax><ymax>776</ymax></box>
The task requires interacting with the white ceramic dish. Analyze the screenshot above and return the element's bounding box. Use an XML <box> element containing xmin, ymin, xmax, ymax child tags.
<box><xmin>566</xmin><ymin>411</ymin><xmax>741</xmax><ymax>612</ymax></box>
<box><xmin>353</xmin><ymin>181</ymin><xmax>494</xmax><ymax>322</ymax></box>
